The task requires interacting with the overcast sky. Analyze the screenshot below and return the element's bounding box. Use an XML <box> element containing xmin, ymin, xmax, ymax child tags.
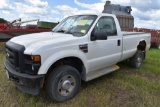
<box><xmin>0</xmin><ymin>0</ymin><xmax>159</xmax><ymax>29</ymax></box>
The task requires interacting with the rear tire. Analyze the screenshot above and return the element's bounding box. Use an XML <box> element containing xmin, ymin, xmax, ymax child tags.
<box><xmin>46</xmin><ymin>65</ymin><xmax>81</xmax><ymax>102</ymax></box>
<box><xmin>155</xmin><ymin>42</ymin><xmax>160</xmax><ymax>49</ymax></box>
<box><xmin>130</xmin><ymin>50</ymin><xmax>144</xmax><ymax>68</ymax></box>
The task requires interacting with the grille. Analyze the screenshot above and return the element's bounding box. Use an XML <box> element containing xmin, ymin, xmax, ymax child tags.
<box><xmin>5</xmin><ymin>41</ymin><xmax>25</xmax><ymax>73</ymax></box>
<box><xmin>6</xmin><ymin>46</ymin><xmax>19</xmax><ymax>68</ymax></box>
<box><xmin>5</xmin><ymin>41</ymin><xmax>40</xmax><ymax>75</ymax></box>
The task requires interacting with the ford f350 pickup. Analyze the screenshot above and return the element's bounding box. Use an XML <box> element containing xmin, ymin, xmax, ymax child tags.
<box><xmin>4</xmin><ymin>13</ymin><xmax>151</xmax><ymax>102</ymax></box>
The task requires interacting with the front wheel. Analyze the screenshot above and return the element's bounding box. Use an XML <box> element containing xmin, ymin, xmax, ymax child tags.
<box><xmin>46</xmin><ymin>65</ymin><xmax>81</xmax><ymax>102</ymax></box>
<box><xmin>130</xmin><ymin>50</ymin><xmax>144</xmax><ymax>68</ymax></box>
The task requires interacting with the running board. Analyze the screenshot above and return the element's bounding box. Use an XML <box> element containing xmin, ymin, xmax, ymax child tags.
<box><xmin>86</xmin><ymin>65</ymin><xmax>120</xmax><ymax>81</ymax></box>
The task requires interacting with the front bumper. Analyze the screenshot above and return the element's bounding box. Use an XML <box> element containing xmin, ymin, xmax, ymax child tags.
<box><xmin>4</xmin><ymin>61</ymin><xmax>45</xmax><ymax>95</ymax></box>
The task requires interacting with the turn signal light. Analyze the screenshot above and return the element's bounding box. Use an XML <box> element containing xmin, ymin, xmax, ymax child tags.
<box><xmin>31</xmin><ymin>55</ymin><xmax>41</xmax><ymax>62</ymax></box>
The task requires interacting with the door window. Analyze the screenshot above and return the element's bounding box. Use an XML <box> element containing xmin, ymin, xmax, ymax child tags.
<box><xmin>94</xmin><ymin>16</ymin><xmax>117</xmax><ymax>36</ymax></box>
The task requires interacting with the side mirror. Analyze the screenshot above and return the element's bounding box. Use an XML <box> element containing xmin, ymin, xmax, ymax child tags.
<box><xmin>91</xmin><ymin>30</ymin><xmax>108</xmax><ymax>41</ymax></box>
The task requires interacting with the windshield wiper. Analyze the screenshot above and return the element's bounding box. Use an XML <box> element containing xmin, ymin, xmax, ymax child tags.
<box><xmin>68</xmin><ymin>32</ymin><xmax>84</xmax><ymax>37</ymax></box>
<box><xmin>55</xmin><ymin>30</ymin><xmax>82</xmax><ymax>37</ymax></box>
<box><xmin>56</xmin><ymin>30</ymin><xmax>74</xmax><ymax>35</ymax></box>
<box><xmin>56</xmin><ymin>29</ymin><xmax>66</xmax><ymax>33</ymax></box>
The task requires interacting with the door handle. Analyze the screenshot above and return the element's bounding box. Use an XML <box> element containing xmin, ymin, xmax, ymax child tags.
<box><xmin>118</xmin><ymin>40</ymin><xmax>121</xmax><ymax>46</ymax></box>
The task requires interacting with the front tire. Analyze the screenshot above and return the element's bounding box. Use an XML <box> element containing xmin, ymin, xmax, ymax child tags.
<box><xmin>46</xmin><ymin>65</ymin><xmax>81</xmax><ymax>102</ymax></box>
<box><xmin>130</xmin><ymin>50</ymin><xmax>144</xmax><ymax>68</ymax></box>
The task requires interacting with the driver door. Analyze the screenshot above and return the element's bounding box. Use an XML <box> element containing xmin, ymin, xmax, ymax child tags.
<box><xmin>88</xmin><ymin>16</ymin><xmax>122</xmax><ymax>71</ymax></box>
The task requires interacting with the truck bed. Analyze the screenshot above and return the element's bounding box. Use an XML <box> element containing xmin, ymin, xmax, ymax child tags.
<box><xmin>119</xmin><ymin>31</ymin><xmax>151</xmax><ymax>62</ymax></box>
<box><xmin>122</xmin><ymin>31</ymin><xmax>148</xmax><ymax>36</ymax></box>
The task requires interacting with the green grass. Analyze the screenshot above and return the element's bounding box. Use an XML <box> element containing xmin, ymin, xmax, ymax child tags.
<box><xmin>0</xmin><ymin>42</ymin><xmax>160</xmax><ymax>107</ymax></box>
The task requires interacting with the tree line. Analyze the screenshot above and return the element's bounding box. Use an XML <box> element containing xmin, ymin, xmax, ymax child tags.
<box><xmin>0</xmin><ymin>18</ymin><xmax>7</xmax><ymax>23</ymax></box>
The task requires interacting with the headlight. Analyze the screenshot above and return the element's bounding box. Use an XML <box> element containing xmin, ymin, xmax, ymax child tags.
<box><xmin>24</xmin><ymin>55</ymin><xmax>41</xmax><ymax>75</ymax></box>
<box><xmin>31</xmin><ymin>55</ymin><xmax>41</xmax><ymax>62</ymax></box>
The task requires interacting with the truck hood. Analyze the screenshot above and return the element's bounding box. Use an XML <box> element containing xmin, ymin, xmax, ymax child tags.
<box><xmin>10</xmin><ymin>32</ymin><xmax>75</xmax><ymax>48</ymax></box>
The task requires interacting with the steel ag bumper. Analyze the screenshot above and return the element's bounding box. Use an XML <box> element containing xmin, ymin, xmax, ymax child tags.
<box><xmin>4</xmin><ymin>61</ymin><xmax>45</xmax><ymax>95</ymax></box>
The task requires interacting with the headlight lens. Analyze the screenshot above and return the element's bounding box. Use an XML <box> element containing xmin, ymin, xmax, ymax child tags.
<box><xmin>31</xmin><ymin>55</ymin><xmax>41</xmax><ymax>62</ymax></box>
<box><xmin>25</xmin><ymin>55</ymin><xmax>41</xmax><ymax>75</ymax></box>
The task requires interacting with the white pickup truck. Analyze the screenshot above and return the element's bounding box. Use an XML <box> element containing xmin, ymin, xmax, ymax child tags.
<box><xmin>4</xmin><ymin>13</ymin><xmax>151</xmax><ymax>102</ymax></box>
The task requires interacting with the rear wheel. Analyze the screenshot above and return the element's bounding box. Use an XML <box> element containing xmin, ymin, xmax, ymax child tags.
<box><xmin>155</xmin><ymin>42</ymin><xmax>160</xmax><ymax>49</ymax></box>
<box><xmin>46</xmin><ymin>65</ymin><xmax>81</xmax><ymax>102</ymax></box>
<box><xmin>130</xmin><ymin>50</ymin><xmax>144</xmax><ymax>68</ymax></box>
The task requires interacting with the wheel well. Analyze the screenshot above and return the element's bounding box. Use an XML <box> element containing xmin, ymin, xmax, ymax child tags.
<box><xmin>137</xmin><ymin>41</ymin><xmax>146</xmax><ymax>51</ymax></box>
<box><xmin>46</xmin><ymin>57</ymin><xmax>85</xmax><ymax>78</ymax></box>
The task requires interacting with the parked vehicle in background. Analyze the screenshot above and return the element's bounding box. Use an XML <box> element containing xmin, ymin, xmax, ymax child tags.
<box><xmin>4</xmin><ymin>13</ymin><xmax>151</xmax><ymax>102</ymax></box>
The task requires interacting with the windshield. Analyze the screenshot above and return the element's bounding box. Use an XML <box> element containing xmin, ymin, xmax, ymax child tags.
<box><xmin>52</xmin><ymin>15</ymin><xmax>97</xmax><ymax>36</ymax></box>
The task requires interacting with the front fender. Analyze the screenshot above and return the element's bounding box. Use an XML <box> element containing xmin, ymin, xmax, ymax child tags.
<box><xmin>38</xmin><ymin>50</ymin><xmax>88</xmax><ymax>75</ymax></box>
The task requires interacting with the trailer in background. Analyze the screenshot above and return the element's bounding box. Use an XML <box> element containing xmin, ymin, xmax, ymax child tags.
<box><xmin>124</xmin><ymin>28</ymin><xmax>160</xmax><ymax>49</ymax></box>
<box><xmin>0</xmin><ymin>19</ymin><xmax>58</xmax><ymax>42</ymax></box>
